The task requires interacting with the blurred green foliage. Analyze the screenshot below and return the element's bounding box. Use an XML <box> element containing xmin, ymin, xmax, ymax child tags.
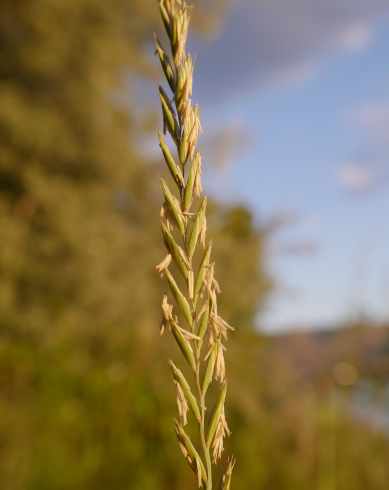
<box><xmin>0</xmin><ymin>1</ymin><xmax>388</xmax><ymax>489</ymax></box>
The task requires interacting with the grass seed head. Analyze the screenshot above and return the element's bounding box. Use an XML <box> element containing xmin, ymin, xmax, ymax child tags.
<box><xmin>156</xmin><ymin>0</ymin><xmax>236</xmax><ymax>483</ymax></box>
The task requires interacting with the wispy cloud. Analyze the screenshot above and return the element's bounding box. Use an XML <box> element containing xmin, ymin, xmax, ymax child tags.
<box><xmin>336</xmin><ymin>162</ymin><xmax>380</xmax><ymax>191</ymax></box>
<box><xmin>189</xmin><ymin>0</ymin><xmax>389</xmax><ymax>103</ymax></box>
<box><xmin>336</xmin><ymin>101</ymin><xmax>389</xmax><ymax>192</ymax></box>
<box><xmin>349</xmin><ymin>103</ymin><xmax>389</xmax><ymax>149</ymax></box>
<box><xmin>340</xmin><ymin>22</ymin><xmax>372</xmax><ymax>52</ymax></box>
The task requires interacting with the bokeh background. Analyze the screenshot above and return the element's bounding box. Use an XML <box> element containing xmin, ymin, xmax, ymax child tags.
<box><xmin>1</xmin><ymin>0</ymin><xmax>388</xmax><ymax>489</ymax></box>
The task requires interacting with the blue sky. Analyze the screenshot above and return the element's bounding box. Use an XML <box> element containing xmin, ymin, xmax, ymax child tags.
<box><xmin>182</xmin><ymin>0</ymin><xmax>389</xmax><ymax>332</ymax></box>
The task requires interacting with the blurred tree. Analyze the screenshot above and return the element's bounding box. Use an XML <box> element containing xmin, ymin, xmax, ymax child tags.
<box><xmin>0</xmin><ymin>1</ymin><xmax>272</xmax><ymax>489</ymax></box>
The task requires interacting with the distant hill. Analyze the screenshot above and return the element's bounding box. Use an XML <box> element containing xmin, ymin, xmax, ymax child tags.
<box><xmin>269</xmin><ymin>323</ymin><xmax>389</xmax><ymax>381</ymax></box>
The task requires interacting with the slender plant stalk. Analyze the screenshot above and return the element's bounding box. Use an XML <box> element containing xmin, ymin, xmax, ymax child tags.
<box><xmin>155</xmin><ymin>1</ymin><xmax>235</xmax><ymax>488</ymax></box>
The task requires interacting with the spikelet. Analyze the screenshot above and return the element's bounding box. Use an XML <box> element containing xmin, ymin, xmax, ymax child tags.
<box><xmin>218</xmin><ymin>457</ymin><xmax>236</xmax><ymax>490</ymax></box>
<box><xmin>214</xmin><ymin>341</ymin><xmax>226</xmax><ymax>382</ymax></box>
<box><xmin>201</xmin><ymin>263</ymin><xmax>221</xmax><ymax>298</ymax></box>
<box><xmin>175</xmin><ymin>424</ymin><xmax>190</xmax><ymax>459</ymax></box>
<box><xmin>173</xmin><ymin>2</ymin><xmax>192</xmax><ymax>66</ymax></box>
<box><xmin>174</xmin><ymin>379</ymin><xmax>189</xmax><ymax>425</ymax></box>
<box><xmin>195</xmin><ymin>457</ymin><xmax>202</xmax><ymax>487</ymax></box>
<box><xmin>199</xmin><ymin>216</ymin><xmax>207</xmax><ymax>249</ymax></box>
<box><xmin>174</xmin><ymin>420</ymin><xmax>207</xmax><ymax>483</ymax></box>
<box><xmin>209</xmin><ymin>288</ymin><xmax>218</xmax><ymax>323</ymax></box>
<box><xmin>160</xmin><ymin>293</ymin><xmax>173</xmax><ymax>334</ymax></box>
<box><xmin>181</xmin><ymin>102</ymin><xmax>203</xmax><ymax>164</ymax></box>
<box><xmin>211</xmin><ymin>406</ymin><xmax>231</xmax><ymax>464</ymax></box>
<box><xmin>160</xmin><ymin>201</ymin><xmax>175</xmax><ymax>233</ymax></box>
<box><xmin>193</xmin><ymin>152</ymin><xmax>203</xmax><ymax>197</ymax></box>
<box><xmin>176</xmin><ymin>53</ymin><xmax>194</xmax><ymax>121</ymax></box>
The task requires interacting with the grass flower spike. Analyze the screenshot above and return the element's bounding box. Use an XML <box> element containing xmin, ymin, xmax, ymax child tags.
<box><xmin>155</xmin><ymin>1</ymin><xmax>235</xmax><ymax>488</ymax></box>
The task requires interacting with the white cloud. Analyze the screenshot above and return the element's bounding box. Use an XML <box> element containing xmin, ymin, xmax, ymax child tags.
<box><xmin>336</xmin><ymin>163</ymin><xmax>379</xmax><ymax>191</ymax></box>
<box><xmin>341</xmin><ymin>22</ymin><xmax>372</xmax><ymax>51</ymax></box>
<box><xmin>268</xmin><ymin>61</ymin><xmax>319</xmax><ymax>91</ymax></box>
<box><xmin>348</xmin><ymin>102</ymin><xmax>389</xmax><ymax>153</ymax></box>
<box><xmin>350</xmin><ymin>103</ymin><xmax>389</xmax><ymax>129</ymax></box>
<box><xmin>340</xmin><ymin>103</ymin><xmax>389</xmax><ymax>193</ymax></box>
